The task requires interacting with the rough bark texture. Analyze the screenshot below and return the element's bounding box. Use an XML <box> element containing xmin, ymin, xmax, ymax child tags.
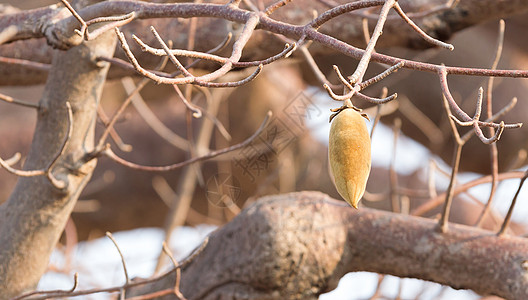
<box><xmin>1</xmin><ymin>0</ymin><xmax>528</xmax><ymax>85</ymax></box>
<box><xmin>128</xmin><ymin>192</ymin><xmax>528</xmax><ymax>300</ymax></box>
<box><xmin>0</xmin><ymin>31</ymin><xmax>116</xmax><ymax>298</ymax></box>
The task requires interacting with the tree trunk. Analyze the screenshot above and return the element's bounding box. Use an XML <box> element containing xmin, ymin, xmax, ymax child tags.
<box><xmin>0</xmin><ymin>31</ymin><xmax>116</xmax><ymax>298</ymax></box>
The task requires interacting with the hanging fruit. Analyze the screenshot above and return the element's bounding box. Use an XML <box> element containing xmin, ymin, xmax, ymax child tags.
<box><xmin>329</xmin><ymin>99</ymin><xmax>371</xmax><ymax>209</ymax></box>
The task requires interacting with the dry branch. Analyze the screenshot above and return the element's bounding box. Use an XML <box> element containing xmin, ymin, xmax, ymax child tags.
<box><xmin>2</xmin><ymin>0</ymin><xmax>528</xmax><ymax>85</ymax></box>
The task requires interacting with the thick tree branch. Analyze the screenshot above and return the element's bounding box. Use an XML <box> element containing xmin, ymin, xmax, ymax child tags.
<box><xmin>127</xmin><ymin>191</ymin><xmax>528</xmax><ymax>300</ymax></box>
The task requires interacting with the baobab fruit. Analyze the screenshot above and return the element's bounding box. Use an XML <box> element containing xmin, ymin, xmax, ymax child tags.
<box><xmin>328</xmin><ymin>99</ymin><xmax>371</xmax><ymax>209</ymax></box>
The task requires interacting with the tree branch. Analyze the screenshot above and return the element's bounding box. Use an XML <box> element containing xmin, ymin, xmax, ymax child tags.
<box><xmin>127</xmin><ymin>191</ymin><xmax>528</xmax><ymax>300</ymax></box>
<box><xmin>2</xmin><ymin>0</ymin><xmax>528</xmax><ymax>85</ymax></box>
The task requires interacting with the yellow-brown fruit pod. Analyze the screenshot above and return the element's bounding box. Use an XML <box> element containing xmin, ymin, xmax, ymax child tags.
<box><xmin>328</xmin><ymin>103</ymin><xmax>371</xmax><ymax>209</ymax></box>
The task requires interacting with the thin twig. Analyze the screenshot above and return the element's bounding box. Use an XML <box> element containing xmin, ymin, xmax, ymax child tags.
<box><xmin>412</xmin><ymin>171</ymin><xmax>527</xmax><ymax>217</ymax></box>
<box><xmin>448</xmin><ymin>87</ymin><xmax>507</xmax><ymax>145</ymax></box>
<box><xmin>11</xmin><ymin>273</ymin><xmax>79</xmax><ymax>300</ymax></box>
<box><xmin>299</xmin><ymin>46</ymin><xmax>336</xmax><ymax>88</ymax></box>
<box><xmin>369</xmin><ymin>87</ymin><xmax>388</xmax><ymax>138</ymax></box>
<box><xmin>349</xmin><ymin>0</ymin><xmax>396</xmax><ymax>84</ymax></box>
<box><xmin>318</xmin><ymin>0</ymin><xmax>460</xmax><ymax>21</ymax></box>
<box><xmin>475</xmin><ymin>19</ymin><xmax>505</xmax><ymax>227</ymax></box>
<box><xmin>96</xmin><ymin>55</ymin><xmax>169</xmax><ymax>151</ymax></box>
<box><xmin>105</xmin><ymin>232</ymin><xmax>130</xmax><ymax>284</ymax></box>
<box><xmin>122</xmin><ymin>77</ymin><xmax>189</xmax><ymax>151</ymax></box>
<box><xmin>358</xmin><ymin>61</ymin><xmax>405</xmax><ymax>90</ymax></box>
<box><xmin>369</xmin><ymin>274</ymin><xmax>385</xmax><ymax>300</ymax></box>
<box><xmin>324</xmin><ymin>63</ymin><xmax>400</xmax><ymax>103</ymax></box>
<box><xmin>161</xmin><ymin>242</ymin><xmax>186</xmax><ymax>299</ymax></box>
<box><xmin>393</xmin><ymin>2</ymin><xmax>454</xmax><ymax>50</ymax></box>
<box><xmin>438</xmin><ymin>68</ymin><xmax>521</xmax><ymax>144</ymax></box>
<box><xmin>14</xmin><ymin>238</ymin><xmax>208</xmax><ymax>299</ymax></box>
<box><xmin>115</xmin><ymin>13</ymin><xmax>271</xmax><ymax>87</ymax></box>
<box><xmin>0</xmin><ymin>93</ymin><xmax>39</xmax><ymax>109</ymax></box>
<box><xmin>361</xmin><ymin>17</ymin><xmax>371</xmax><ymax>47</ymax></box>
<box><xmin>173</xmin><ymin>85</ymin><xmax>202</xmax><ymax>118</ymax></box>
<box><xmin>264</xmin><ymin>0</ymin><xmax>294</xmax><ymax>16</ymax></box>
<box><xmin>309</xmin><ymin>0</ymin><xmax>385</xmax><ymax>29</ymax></box>
<box><xmin>103</xmin><ymin>111</ymin><xmax>272</xmax><ymax>171</ymax></box>
<box><xmin>497</xmin><ymin>170</ymin><xmax>528</xmax><ymax>236</ymax></box>
<box><xmin>428</xmin><ymin>159</ymin><xmax>438</xmax><ymax>199</ymax></box>
<box><xmin>390</xmin><ymin>118</ymin><xmax>401</xmax><ymax>213</ymax></box>
<box><xmin>460</xmin><ymin>97</ymin><xmax>518</xmax><ymax>144</ymax></box>
<box><xmin>83</xmin><ymin>12</ymin><xmax>136</xmax><ymax>41</ymax></box>
<box><xmin>133</xmin><ymin>33</ymin><xmax>292</xmax><ymax>69</ymax></box>
<box><xmin>96</xmin><ymin>106</ymin><xmax>133</xmax><ymax>152</ymax></box>
<box><xmin>61</xmin><ymin>0</ymin><xmax>135</xmax><ymax>41</ymax></box>
<box><xmin>397</xmin><ymin>95</ymin><xmax>444</xmax><ymax>146</ymax></box>
<box><xmin>3</xmin><ymin>152</ymin><xmax>21</xmax><ymax>166</ymax></box>
<box><xmin>438</xmin><ymin>96</ymin><xmax>463</xmax><ymax>233</ymax></box>
<box><xmin>0</xmin><ymin>56</ymin><xmax>51</xmax><ymax>71</ymax></box>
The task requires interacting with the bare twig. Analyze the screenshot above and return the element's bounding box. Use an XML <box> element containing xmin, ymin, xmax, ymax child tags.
<box><xmin>299</xmin><ymin>45</ymin><xmax>336</xmax><ymax>88</ymax></box>
<box><xmin>438</xmin><ymin>96</ymin><xmax>463</xmax><ymax>232</ymax></box>
<box><xmin>393</xmin><ymin>2</ymin><xmax>454</xmax><ymax>50</ymax></box>
<box><xmin>0</xmin><ymin>93</ymin><xmax>39</xmax><ymax>109</ymax></box>
<box><xmin>115</xmin><ymin>14</ymin><xmax>273</xmax><ymax>87</ymax></box>
<box><xmin>13</xmin><ymin>237</ymin><xmax>209</xmax><ymax>300</ymax></box>
<box><xmin>133</xmin><ymin>32</ymin><xmax>290</xmax><ymax>69</ymax></box>
<box><xmin>358</xmin><ymin>61</ymin><xmax>405</xmax><ymax>90</ymax></box>
<box><xmin>411</xmin><ymin>171</ymin><xmax>527</xmax><ymax>217</ymax></box>
<box><xmin>349</xmin><ymin>0</ymin><xmax>396</xmax><ymax>84</ymax></box>
<box><xmin>369</xmin><ymin>87</ymin><xmax>388</xmax><ymax>138</ymax></box>
<box><xmin>323</xmin><ymin>63</ymin><xmax>400</xmax><ymax>103</ymax></box>
<box><xmin>439</xmin><ymin>68</ymin><xmax>521</xmax><ymax>144</ymax></box>
<box><xmin>318</xmin><ymin>0</ymin><xmax>460</xmax><ymax>21</ymax></box>
<box><xmin>3</xmin><ymin>152</ymin><xmax>21</xmax><ymax>167</ymax></box>
<box><xmin>97</xmin><ymin>105</ymin><xmax>133</xmax><ymax>152</ymax></box>
<box><xmin>309</xmin><ymin>0</ymin><xmax>385</xmax><ymax>29</ymax></box>
<box><xmin>448</xmin><ymin>88</ymin><xmax>507</xmax><ymax>144</ymax></box>
<box><xmin>460</xmin><ymin>97</ymin><xmax>518</xmax><ymax>144</ymax></box>
<box><xmin>475</xmin><ymin>19</ymin><xmax>505</xmax><ymax>227</ymax></box>
<box><xmin>369</xmin><ymin>274</ymin><xmax>385</xmax><ymax>300</ymax></box>
<box><xmin>103</xmin><ymin>111</ymin><xmax>272</xmax><ymax>171</ymax></box>
<box><xmin>11</xmin><ymin>273</ymin><xmax>79</xmax><ymax>300</ymax></box>
<box><xmin>390</xmin><ymin>118</ymin><xmax>401</xmax><ymax>213</ymax></box>
<box><xmin>61</xmin><ymin>0</ymin><xmax>135</xmax><ymax>41</ymax></box>
<box><xmin>0</xmin><ymin>56</ymin><xmax>51</xmax><ymax>71</ymax></box>
<box><xmin>96</xmin><ymin>55</ymin><xmax>169</xmax><ymax>152</ymax></box>
<box><xmin>161</xmin><ymin>242</ymin><xmax>186</xmax><ymax>299</ymax></box>
<box><xmin>397</xmin><ymin>95</ymin><xmax>444</xmax><ymax>146</ymax></box>
<box><xmin>497</xmin><ymin>170</ymin><xmax>528</xmax><ymax>236</ymax></box>
<box><xmin>264</xmin><ymin>0</ymin><xmax>294</xmax><ymax>16</ymax></box>
<box><xmin>106</xmin><ymin>232</ymin><xmax>130</xmax><ymax>285</ymax></box>
<box><xmin>173</xmin><ymin>85</ymin><xmax>202</xmax><ymax>118</ymax></box>
<box><xmin>122</xmin><ymin>77</ymin><xmax>189</xmax><ymax>151</ymax></box>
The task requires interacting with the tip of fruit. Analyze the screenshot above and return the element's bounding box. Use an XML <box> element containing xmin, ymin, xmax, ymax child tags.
<box><xmin>344</xmin><ymin>181</ymin><xmax>362</xmax><ymax>209</ymax></box>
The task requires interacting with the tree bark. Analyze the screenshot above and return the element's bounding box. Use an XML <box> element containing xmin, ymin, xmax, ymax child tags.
<box><xmin>0</xmin><ymin>31</ymin><xmax>116</xmax><ymax>298</ymax></box>
<box><xmin>129</xmin><ymin>191</ymin><xmax>528</xmax><ymax>300</ymax></box>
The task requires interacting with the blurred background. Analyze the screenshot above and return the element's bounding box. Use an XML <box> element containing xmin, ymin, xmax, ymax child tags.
<box><xmin>1</xmin><ymin>1</ymin><xmax>527</xmax><ymax>299</ymax></box>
